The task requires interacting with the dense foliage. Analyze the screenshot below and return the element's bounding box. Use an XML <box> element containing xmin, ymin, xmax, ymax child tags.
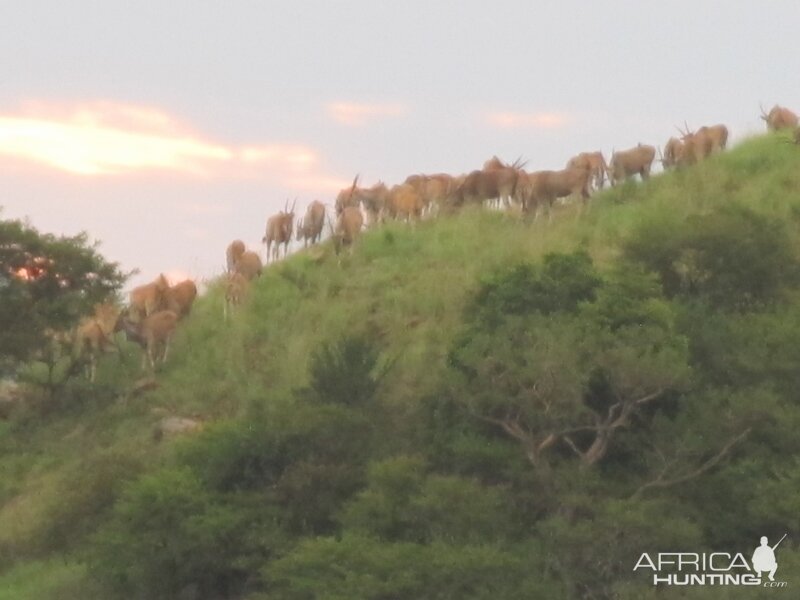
<box><xmin>0</xmin><ymin>211</ymin><xmax>126</xmax><ymax>371</ymax></box>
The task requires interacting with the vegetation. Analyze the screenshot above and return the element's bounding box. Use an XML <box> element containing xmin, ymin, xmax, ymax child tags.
<box><xmin>0</xmin><ymin>213</ymin><xmax>126</xmax><ymax>372</ymax></box>
<box><xmin>2</xmin><ymin>135</ymin><xmax>800</xmax><ymax>598</ymax></box>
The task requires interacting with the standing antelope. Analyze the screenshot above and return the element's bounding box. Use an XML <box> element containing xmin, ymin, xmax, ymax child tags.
<box><xmin>225</xmin><ymin>240</ymin><xmax>245</xmax><ymax>273</ymax></box>
<box><xmin>566</xmin><ymin>151</ymin><xmax>608</xmax><ymax>191</ymax></box>
<box><xmin>518</xmin><ymin>166</ymin><xmax>592</xmax><ymax>220</ymax></box>
<box><xmin>73</xmin><ymin>303</ymin><xmax>120</xmax><ymax>382</ymax></box>
<box><xmin>331</xmin><ymin>206</ymin><xmax>364</xmax><ymax>255</ymax></box>
<box><xmin>296</xmin><ymin>200</ymin><xmax>326</xmax><ymax>247</ymax></box>
<box><xmin>115</xmin><ymin>309</ymin><xmax>179</xmax><ymax>372</ymax></box>
<box><xmin>660</xmin><ymin>137</ymin><xmax>684</xmax><ymax>170</ymax></box>
<box><xmin>262</xmin><ymin>199</ymin><xmax>296</xmax><ymax>262</ymax></box>
<box><xmin>607</xmin><ymin>144</ymin><xmax>656</xmax><ymax>185</ymax></box>
<box><xmin>129</xmin><ymin>274</ymin><xmax>170</xmax><ymax>321</ymax></box>
<box><xmin>760</xmin><ymin>104</ymin><xmax>798</xmax><ymax>132</ymax></box>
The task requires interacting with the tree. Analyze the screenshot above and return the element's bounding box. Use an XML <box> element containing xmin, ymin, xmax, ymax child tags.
<box><xmin>0</xmin><ymin>211</ymin><xmax>126</xmax><ymax>371</ymax></box>
<box><xmin>450</xmin><ymin>259</ymin><xmax>691</xmax><ymax>473</ymax></box>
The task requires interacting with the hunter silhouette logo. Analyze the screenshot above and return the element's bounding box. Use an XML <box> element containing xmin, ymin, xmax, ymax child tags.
<box><xmin>633</xmin><ymin>534</ymin><xmax>789</xmax><ymax>587</ymax></box>
<box><xmin>752</xmin><ymin>534</ymin><xmax>786</xmax><ymax>582</ymax></box>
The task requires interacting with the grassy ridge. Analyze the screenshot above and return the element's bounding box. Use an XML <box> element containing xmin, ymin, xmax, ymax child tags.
<box><xmin>2</xmin><ymin>133</ymin><xmax>800</xmax><ymax>596</ymax></box>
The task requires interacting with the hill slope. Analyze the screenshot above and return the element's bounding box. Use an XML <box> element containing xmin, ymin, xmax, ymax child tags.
<box><xmin>3</xmin><ymin>135</ymin><xmax>800</xmax><ymax>599</ymax></box>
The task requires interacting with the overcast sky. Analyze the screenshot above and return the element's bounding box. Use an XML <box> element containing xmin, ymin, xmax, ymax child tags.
<box><xmin>2</xmin><ymin>1</ymin><xmax>799</xmax><ymax>288</ymax></box>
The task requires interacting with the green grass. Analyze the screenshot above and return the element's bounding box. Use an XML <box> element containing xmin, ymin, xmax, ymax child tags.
<box><xmin>0</xmin><ymin>560</ymin><xmax>99</xmax><ymax>600</ymax></box>
<box><xmin>2</xmin><ymin>133</ymin><xmax>800</xmax><ymax>595</ymax></box>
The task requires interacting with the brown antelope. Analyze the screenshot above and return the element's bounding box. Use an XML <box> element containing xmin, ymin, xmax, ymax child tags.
<box><xmin>518</xmin><ymin>166</ymin><xmax>592</xmax><ymax>220</ymax></box>
<box><xmin>129</xmin><ymin>274</ymin><xmax>170</xmax><ymax>321</ymax></box>
<box><xmin>703</xmin><ymin>124</ymin><xmax>729</xmax><ymax>152</ymax></box>
<box><xmin>608</xmin><ymin>144</ymin><xmax>656</xmax><ymax>185</ymax></box>
<box><xmin>262</xmin><ymin>199</ymin><xmax>296</xmax><ymax>262</ymax></box>
<box><xmin>660</xmin><ymin>137</ymin><xmax>684</xmax><ymax>170</ymax></box>
<box><xmin>356</xmin><ymin>182</ymin><xmax>389</xmax><ymax>226</ymax></box>
<box><xmin>566</xmin><ymin>151</ymin><xmax>607</xmax><ymax>191</ymax></box>
<box><xmin>115</xmin><ymin>309</ymin><xmax>179</xmax><ymax>371</ymax></box>
<box><xmin>296</xmin><ymin>200</ymin><xmax>326</xmax><ymax>247</ymax></box>
<box><xmin>334</xmin><ymin>175</ymin><xmax>360</xmax><ymax>215</ymax></box>
<box><xmin>452</xmin><ymin>158</ymin><xmax>522</xmax><ymax>210</ymax></box>
<box><xmin>421</xmin><ymin>174</ymin><xmax>456</xmax><ymax>214</ymax></box>
<box><xmin>384</xmin><ymin>184</ymin><xmax>424</xmax><ymax>222</ymax></box>
<box><xmin>165</xmin><ymin>279</ymin><xmax>197</xmax><ymax>318</ymax></box>
<box><xmin>331</xmin><ymin>206</ymin><xmax>364</xmax><ymax>254</ymax></box>
<box><xmin>225</xmin><ymin>240</ymin><xmax>245</xmax><ymax>273</ymax></box>
<box><xmin>760</xmin><ymin>104</ymin><xmax>798</xmax><ymax>131</ymax></box>
<box><xmin>73</xmin><ymin>302</ymin><xmax>120</xmax><ymax>382</ymax></box>
<box><xmin>234</xmin><ymin>251</ymin><xmax>262</xmax><ymax>280</ymax></box>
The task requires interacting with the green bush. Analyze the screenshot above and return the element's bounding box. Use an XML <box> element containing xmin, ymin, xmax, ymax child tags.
<box><xmin>624</xmin><ymin>204</ymin><xmax>800</xmax><ymax>310</ymax></box>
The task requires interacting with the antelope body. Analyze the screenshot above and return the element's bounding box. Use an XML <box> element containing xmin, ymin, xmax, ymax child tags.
<box><xmin>262</xmin><ymin>200</ymin><xmax>296</xmax><ymax>262</ymax></box>
<box><xmin>518</xmin><ymin>166</ymin><xmax>592</xmax><ymax>218</ymax></box>
<box><xmin>234</xmin><ymin>251</ymin><xmax>262</xmax><ymax>280</ymax></box>
<box><xmin>225</xmin><ymin>240</ymin><xmax>245</xmax><ymax>273</ymax></box>
<box><xmin>116</xmin><ymin>309</ymin><xmax>179</xmax><ymax>371</ymax></box>
<box><xmin>761</xmin><ymin>104</ymin><xmax>798</xmax><ymax>131</ymax></box>
<box><xmin>296</xmin><ymin>200</ymin><xmax>326</xmax><ymax>247</ymax></box>
<box><xmin>165</xmin><ymin>279</ymin><xmax>197</xmax><ymax>318</ymax></box>
<box><xmin>129</xmin><ymin>274</ymin><xmax>170</xmax><ymax>321</ymax></box>
<box><xmin>566</xmin><ymin>151</ymin><xmax>607</xmax><ymax>190</ymax></box>
<box><xmin>332</xmin><ymin>206</ymin><xmax>364</xmax><ymax>254</ymax></box>
<box><xmin>608</xmin><ymin>144</ymin><xmax>656</xmax><ymax>185</ymax></box>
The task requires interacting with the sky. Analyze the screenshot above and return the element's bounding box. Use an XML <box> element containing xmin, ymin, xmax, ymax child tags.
<box><xmin>2</xmin><ymin>1</ymin><xmax>800</xmax><ymax>289</ymax></box>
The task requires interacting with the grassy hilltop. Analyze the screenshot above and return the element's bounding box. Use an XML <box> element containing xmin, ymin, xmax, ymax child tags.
<box><xmin>3</xmin><ymin>135</ymin><xmax>800</xmax><ymax>599</ymax></box>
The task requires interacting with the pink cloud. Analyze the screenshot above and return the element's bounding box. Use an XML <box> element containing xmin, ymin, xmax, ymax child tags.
<box><xmin>486</xmin><ymin>111</ymin><xmax>572</xmax><ymax>129</ymax></box>
<box><xmin>326</xmin><ymin>101</ymin><xmax>408</xmax><ymax>126</ymax></box>
<box><xmin>0</xmin><ymin>100</ymin><xmax>337</xmax><ymax>189</ymax></box>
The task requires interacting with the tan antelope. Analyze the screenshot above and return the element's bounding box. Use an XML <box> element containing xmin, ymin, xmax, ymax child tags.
<box><xmin>234</xmin><ymin>251</ymin><xmax>262</xmax><ymax>281</ymax></box>
<box><xmin>165</xmin><ymin>279</ymin><xmax>197</xmax><ymax>318</ymax></box>
<box><xmin>331</xmin><ymin>206</ymin><xmax>364</xmax><ymax>254</ymax></box>
<box><xmin>384</xmin><ymin>183</ymin><xmax>424</xmax><ymax>222</ymax></box>
<box><xmin>760</xmin><ymin>104</ymin><xmax>798</xmax><ymax>132</ymax></box>
<box><xmin>225</xmin><ymin>240</ymin><xmax>245</xmax><ymax>273</ymax></box>
<box><xmin>452</xmin><ymin>158</ymin><xmax>522</xmax><ymax>210</ymax></box>
<box><xmin>296</xmin><ymin>200</ymin><xmax>326</xmax><ymax>247</ymax></box>
<box><xmin>608</xmin><ymin>144</ymin><xmax>656</xmax><ymax>185</ymax></box>
<box><xmin>676</xmin><ymin>124</ymin><xmax>713</xmax><ymax>167</ymax></box>
<box><xmin>703</xmin><ymin>124</ymin><xmax>729</xmax><ymax>152</ymax></box>
<box><xmin>334</xmin><ymin>175</ymin><xmax>361</xmax><ymax>215</ymax></box>
<box><xmin>356</xmin><ymin>182</ymin><xmax>389</xmax><ymax>226</ymax></box>
<box><xmin>420</xmin><ymin>173</ymin><xmax>456</xmax><ymax>214</ymax></box>
<box><xmin>262</xmin><ymin>199</ymin><xmax>296</xmax><ymax>262</ymax></box>
<box><xmin>566</xmin><ymin>151</ymin><xmax>608</xmax><ymax>191</ymax></box>
<box><xmin>660</xmin><ymin>137</ymin><xmax>684</xmax><ymax>170</ymax></box>
<box><xmin>129</xmin><ymin>274</ymin><xmax>170</xmax><ymax>321</ymax></box>
<box><xmin>73</xmin><ymin>302</ymin><xmax>121</xmax><ymax>382</ymax></box>
<box><xmin>517</xmin><ymin>166</ymin><xmax>592</xmax><ymax>220</ymax></box>
<box><xmin>115</xmin><ymin>309</ymin><xmax>179</xmax><ymax>372</ymax></box>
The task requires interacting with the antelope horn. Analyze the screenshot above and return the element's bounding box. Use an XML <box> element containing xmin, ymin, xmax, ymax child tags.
<box><xmin>346</xmin><ymin>174</ymin><xmax>359</xmax><ymax>202</ymax></box>
<box><xmin>284</xmin><ymin>198</ymin><xmax>289</xmax><ymax>213</ymax></box>
<box><xmin>291</xmin><ymin>198</ymin><xmax>297</xmax><ymax>214</ymax></box>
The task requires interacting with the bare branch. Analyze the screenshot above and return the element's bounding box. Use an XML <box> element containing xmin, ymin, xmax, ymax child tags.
<box><xmin>632</xmin><ymin>428</ymin><xmax>752</xmax><ymax>499</ymax></box>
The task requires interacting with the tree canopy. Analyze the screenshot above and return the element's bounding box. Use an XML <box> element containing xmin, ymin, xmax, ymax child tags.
<box><xmin>0</xmin><ymin>211</ymin><xmax>126</xmax><ymax>371</ymax></box>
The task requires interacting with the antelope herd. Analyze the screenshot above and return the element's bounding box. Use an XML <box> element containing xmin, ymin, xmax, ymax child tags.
<box><xmin>49</xmin><ymin>104</ymin><xmax>800</xmax><ymax>380</ymax></box>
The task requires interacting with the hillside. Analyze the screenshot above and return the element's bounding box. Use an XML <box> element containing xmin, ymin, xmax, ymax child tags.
<box><xmin>3</xmin><ymin>135</ymin><xmax>800</xmax><ymax>599</ymax></box>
